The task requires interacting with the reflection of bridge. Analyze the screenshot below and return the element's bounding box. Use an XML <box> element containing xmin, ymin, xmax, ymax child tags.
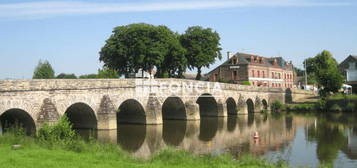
<box><xmin>95</xmin><ymin>115</ymin><xmax>314</xmax><ymax>158</ymax></box>
<box><xmin>0</xmin><ymin>79</ymin><xmax>314</xmax><ymax>134</ymax></box>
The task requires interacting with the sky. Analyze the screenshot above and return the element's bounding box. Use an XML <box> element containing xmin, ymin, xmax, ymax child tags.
<box><xmin>0</xmin><ymin>0</ymin><xmax>356</xmax><ymax>79</ymax></box>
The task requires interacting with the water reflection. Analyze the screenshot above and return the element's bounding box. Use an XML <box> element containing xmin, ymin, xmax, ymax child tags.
<box><xmin>305</xmin><ymin>116</ymin><xmax>348</xmax><ymax>165</ymax></box>
<box><xmin>199</xmin><ymin>117</ymin><xmax>219</xmax><ymax>142</ymax></box>
<box><xmin>163</xmin><ymin>120</ymin><xmax>186</xmax><ymax>146</ymax></box>
<box><xmin>227</xmin><ymin>116</ymin><xmax>237</xmax><ymax>132</ymax></box>
<box><xmin>75</xmin><ymin>113</ymin><xmax>357</xmax><ymax>167</ymax></box>
<box><xmin>117</xmin><ymin>124</ymin><xmax>146</xmax><ymax>152</ymax></box>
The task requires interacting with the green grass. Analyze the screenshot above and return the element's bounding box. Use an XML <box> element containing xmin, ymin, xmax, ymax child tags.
<box><xmin>327</xmin><ymin>94</ymin><xmax>357</xmax><ymax>100</ymax></box>
<box><xmin>285</xmin><ymin>103</ymin><xmax>316</xmax><ymax>112</ymax></box>
<box><xmin>0</xmin><ymin>133</ymin><xmax>287</xmax><ymax>168</ymax></box>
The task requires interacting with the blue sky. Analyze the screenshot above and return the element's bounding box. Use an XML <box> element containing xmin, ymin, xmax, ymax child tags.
<box><xmin>0</xmin><ymin>0</ymin><xmax>356</xmax><ymax>79</ymax></box>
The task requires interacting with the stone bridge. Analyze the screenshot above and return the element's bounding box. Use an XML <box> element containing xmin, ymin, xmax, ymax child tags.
<box><xmin>0</xmin><ymin>79</ymin><xmax>315</xmax><ymax>134</ymax></box>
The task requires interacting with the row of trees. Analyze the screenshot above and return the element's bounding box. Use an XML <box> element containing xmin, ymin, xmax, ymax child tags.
<box><xmin>32</xmin><ymin>60</ymin><xmax>119</xmax><ymax>79</ymax></box>
<box><xmin>99</xmin><ymin>23</ymin><xmax>222</xmax><ymax>80</ymax></box>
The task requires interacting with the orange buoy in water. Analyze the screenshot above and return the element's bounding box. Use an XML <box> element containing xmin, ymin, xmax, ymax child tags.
<box><xmin>253</xmin><ymin>131</ymin><xmax>259</xmax><ymax>139</ymax></box>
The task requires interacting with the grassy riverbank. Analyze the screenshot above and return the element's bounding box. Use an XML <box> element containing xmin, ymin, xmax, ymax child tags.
<box><xmin>0</xmin><ymin>117</ymin><xmax>288</xmax><ymax>168</ymax></box>
<box><xmin>276</xmin><ymin>94</ymin><xmax>357</xmax><ymax>113</ymax></box>
<box><xmin>0</xmin><ymin>133</ymin><xmax>288</xmax><ymax>168</ymax></box>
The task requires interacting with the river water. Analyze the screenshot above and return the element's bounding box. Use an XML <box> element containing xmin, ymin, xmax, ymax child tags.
<box><xmin>78</xmin><ymin>113</ymin><xmax>357</xmax><ymax>168</ymax></box>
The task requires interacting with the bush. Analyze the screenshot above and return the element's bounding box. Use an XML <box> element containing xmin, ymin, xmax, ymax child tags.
<box><xmin>241</xmin><ymin>81</ymin><xmax>251</xmax><ymax>86</ymax></box>
<box><xmin>79</xmin><ymin>74</ymin><xmax>98</xmax><ymax>79</ymax></box>
<box><xmin>315</xmin><ymin>99</ymin><xmax>327</xmax><ymax>111</ymax></box>
<box><xmin>56</xmin><ymin>73</ymin><xmax>77</xmax><ymax>79</ymax></box>
<box><xmin>218</xmin><ymin>79</ymin><xmax>234</xmax><ymax>84</ymax></box>
<box><xmin>36</xmin><ymin>115</ymin><xmax>77</xmax><ymax>148</ymax></box>
<box><xmin>286</xmin><ymin>104</ymin><xmax>315</xmax><ymax>112</ymax></box>
<box><xmin>330</xmin><ymin>104</ymin><xmax>342</xmax><ymax>112</ymax></box>
<box><xmin>271</xmin><ymin>101</ymin><xmax>283</xmax><ymax>113</ymax></box>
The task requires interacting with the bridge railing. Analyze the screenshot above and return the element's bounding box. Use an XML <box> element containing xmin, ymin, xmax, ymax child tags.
<box><xmin>0</xmin><ymin>79</ymin><xmax>313</xmax><ymax>95</ymax></box>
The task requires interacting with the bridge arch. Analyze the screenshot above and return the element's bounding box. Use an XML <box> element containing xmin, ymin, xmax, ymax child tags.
<box><xmin>246</xmin><ymin>99</ymin><xmax>255</xmax><ymax>126</ymax></box>
<box><xmin>65</xmin><ymin>103</ymin><xmax>97</xmax><ymax>129</ymax></box>
<box><xmin>118</xmin><ymin>99</ymin><xmax>146</xmax><ymax>124</ymax></box>
<box><xmin>246</xmin><ymin>99</ymin><xmax>255</xmax><ymax>113</ymax></box>
<box><xmin>196</xmin><ymin>93</ymin><xmax>218</xmax><ymax>117</ymax></box>
<box><xmin>226</xmin><ymin>97</ymin><xmax>237</xmax><ymax>115</ymax></box>
<box><xmin>0</xmin><ymin>108</ymin><xmax>36</xmax><ymax>135</ymax></box>
<box><xmin>262</xmin><ymin>99</ymin><xmax>268</xmax><ymax>110</ymax></box>
<box><xmin>162</xmin><ymin>96</ymin><xmax>186</xmax><ymax>120</ymax></box>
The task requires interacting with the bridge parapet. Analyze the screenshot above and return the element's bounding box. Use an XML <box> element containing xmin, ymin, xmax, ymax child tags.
<box><xmin>0</xmin><ymin>79</ymin><xmax>135</xmax><ymax>92</ymax></box>
<box><xmin>0</xmin><ymin>79</ymin><xmax>286</xmax><ymax>93</ymax></box>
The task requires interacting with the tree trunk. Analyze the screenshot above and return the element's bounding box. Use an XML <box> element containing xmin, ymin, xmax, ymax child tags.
<box><xmin>196</xmin><ymin>67</ymin><xmax>202</xmax><ymax>80</ymax></box>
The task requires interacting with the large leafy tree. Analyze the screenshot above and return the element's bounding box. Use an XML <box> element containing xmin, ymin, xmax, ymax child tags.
<box><xmin>33</xmin><ymin>60</ymin><xmax>55</xmax><ymax>79</ymax></box>
<box><xmin>158</xmin><ymin>33</ymin><xmax>187</xmax><ymax>78</ymax></box>
<box><xmin>180</xmin><ymin>26</ymin><xmax>222</xmax><ymax>80</ymax></box>
<box><xmin>100</xmin><ymin>23</ymin><xmax>185</xmax><ymax>78</ymax></box>
<box><xmin>305</xmin><ymin>50</ymin><xmax>343</xmax><ymax>97</ymax></box>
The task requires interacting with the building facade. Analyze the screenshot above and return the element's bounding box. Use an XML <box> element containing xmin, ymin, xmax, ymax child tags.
<box><xmin>207</xmin><ymin>52</ymin><xmax>295</xmax><ymax>88</ymax></box>
<box><xmin>339</xmin><ymin>55</ymin><xmax>357</xmax><ymax>93</ymax></box>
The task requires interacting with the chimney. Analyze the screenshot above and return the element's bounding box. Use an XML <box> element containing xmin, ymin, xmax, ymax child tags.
<box><xmin>251</xmin><ymin>56</ymin><xmax>254</xmax><ymax>63</ymax></box>
<box><xmin>227</xmin><ymin>51</ymin><xmax>230</xmax><ymax>60</ymax></box>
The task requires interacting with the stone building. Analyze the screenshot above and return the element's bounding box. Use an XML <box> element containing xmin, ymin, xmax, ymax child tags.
<box><xmin>207</xmin><ymin>52</ymin><xmax>295</xmax><ymax>88</ymax></box>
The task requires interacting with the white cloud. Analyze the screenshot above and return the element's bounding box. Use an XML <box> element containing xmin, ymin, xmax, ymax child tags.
<box><xmin>0</xmin><ymin>0</ymin><xmax>351</xmax><ymax>19</ymax></box>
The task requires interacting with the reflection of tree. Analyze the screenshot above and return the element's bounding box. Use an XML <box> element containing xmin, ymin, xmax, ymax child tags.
<box><xmin>305</xmin><ymin>119</ymin><xmax>348</xmax><ymax>164</ymax></box>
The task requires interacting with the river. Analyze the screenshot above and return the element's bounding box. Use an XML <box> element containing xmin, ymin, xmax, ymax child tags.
<box><xmin>77</xmin><ymin>113</ymin><xmax>357</xmax><ymax>168</ymax></box>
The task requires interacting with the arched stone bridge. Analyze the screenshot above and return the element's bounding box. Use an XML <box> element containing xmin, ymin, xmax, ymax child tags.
<box><xmin>0</xmin><ymin>79</ymin><xmax>314</xmax><ymax>134</ymax></box>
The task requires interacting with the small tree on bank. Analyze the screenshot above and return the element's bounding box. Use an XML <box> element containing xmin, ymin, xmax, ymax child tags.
<box><xmin>33</xmin><ymin>60</ymin><xmax>55</xmax><ymax>79</ymax></box>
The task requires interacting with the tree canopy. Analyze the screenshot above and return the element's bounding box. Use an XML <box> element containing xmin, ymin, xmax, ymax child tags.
<box><xmin>305</xmin><ymin>50</ymin><xmax>343</xmax><ymax>97</ymax></box>
<box><xmin>79</xmin><ymin>68</ymin><xmax>119</xmax><ymax>79</ymax></box>
<box><xmin>97</xmin><ymin>67</ymin><xmax>120</xmax><ymax>78</ymax></box>
<box><xmin>100</xmin><ymin>23</ymin><xmax>187</xmax><ymax>78</ymax></box>
<box><xmin>180</xmin><ymin>26</ymin><xmax>222</xmax><ymax>80</ymax></box>
<box><xmin>56</xmin><ymin>73</ymin><xmax>77</xmax><ymax>79</ymax></box>
<box><xmin>79</xmin><ymin>74</ymin><xmax>98</xmax><ymax>79</ymax></box>
<box><xmin>33</xmin><ymin>60</ymin><xmax>55</xmax><ymax>79</ymax></box>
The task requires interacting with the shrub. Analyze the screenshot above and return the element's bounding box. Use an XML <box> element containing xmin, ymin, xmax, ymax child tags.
<box><xmin>315</xmin><ymin>99</ymin><xmax>327</xmax><ymax>111</ymax></box>
<box><xmin>271</xmin><ymin>101</ymin><xmax>283</xmax><ymax>113</ymax></box>
<box><xmin>241</xmin><ymin>81</ymin><xmax>251</xmax><ymax>86</ymax></box>
<box><xmin>36</xmin><ymin>115</ymin><xmax>77</xmax><ymax>148</ymax></box>
<box><xmin>218</xmin><ymin>79</ymin><xmax>234</xmax><ymax>84</ymax></box>
<box><xmin>330</xmin><ymin>104</ymin><xmax>342</xmax><ymax>112</ymax></box>
<box><xmin>260</xmin><ymin>109</ymin><xmax>268</xmax><ymax>114</ymax></box>
<box><xmin>56</xmin><ymin>73</ymin><xmax>77</xmax><ymax>79</ymax></box>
